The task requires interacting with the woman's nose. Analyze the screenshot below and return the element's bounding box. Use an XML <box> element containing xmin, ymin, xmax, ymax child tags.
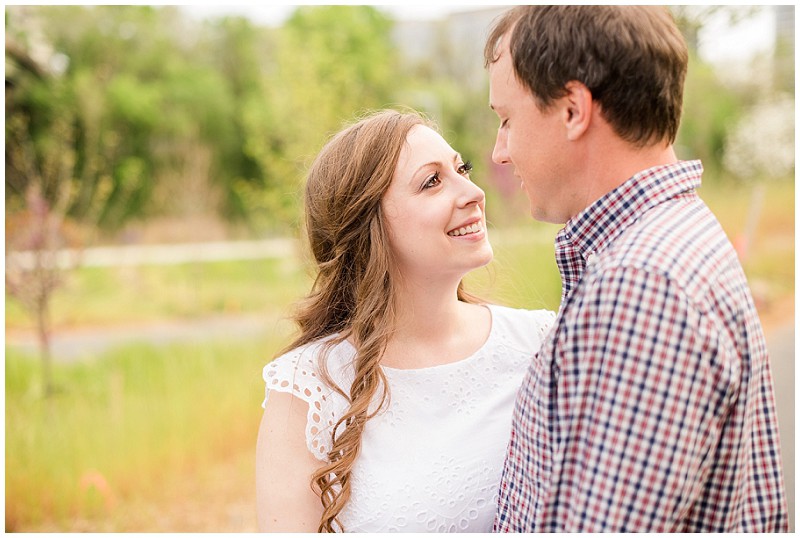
<box><xmin>456</xmin><ymin>175</ymin><xmax>485</xmax><ymax>208</ymax></box>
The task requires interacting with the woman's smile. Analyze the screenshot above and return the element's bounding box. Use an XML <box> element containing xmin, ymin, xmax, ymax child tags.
<box><xmin>447</xmin><ymin>219</ymin><xmax>485</xmax><ymax>238</ymax></box>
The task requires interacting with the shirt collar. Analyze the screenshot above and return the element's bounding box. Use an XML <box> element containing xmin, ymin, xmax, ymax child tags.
<box><xmin>557</xmin><ymin>160</ymin><xmax>704</xmax><ymax>257</ymax></box>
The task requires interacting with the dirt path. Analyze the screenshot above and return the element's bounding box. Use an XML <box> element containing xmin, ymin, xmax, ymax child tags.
<box><xmin>6</xmin><ymin>312</ymin><xmax>290</xmax><ymax>363</ymax></box>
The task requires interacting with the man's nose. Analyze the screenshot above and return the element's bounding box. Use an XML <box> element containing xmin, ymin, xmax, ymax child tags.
<box><xmin>491</xmin><ymin>129</ymin><xmax>510</xmax><ymax>165</ymax></box>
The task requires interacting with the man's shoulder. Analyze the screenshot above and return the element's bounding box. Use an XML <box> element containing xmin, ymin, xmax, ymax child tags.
<box><xmin>607</xmin><ymin>196</ymin><xmax>731</xmax><ymax>273</ymax></box>
<box><xmin>590</xmin><ymin>195</ymin><xmax>747</xmax><ymax>312</ymax></box>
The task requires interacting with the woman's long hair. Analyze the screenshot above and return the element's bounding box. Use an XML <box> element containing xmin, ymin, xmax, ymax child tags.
<box><xmin>279</xmin><ymin>109</ymin><xmax>480</xmax><ymax>532</ymax></box>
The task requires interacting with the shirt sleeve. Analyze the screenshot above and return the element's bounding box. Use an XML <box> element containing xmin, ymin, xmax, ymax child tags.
<box><xmin>553</xmin><ymin>264</ymin><xmax>738</xmax><ymax>532</ymax></box>
<box><xmin>263</xmin><ymin>347</ymin><xmax>341</xmax><ymax>462</ymax></box>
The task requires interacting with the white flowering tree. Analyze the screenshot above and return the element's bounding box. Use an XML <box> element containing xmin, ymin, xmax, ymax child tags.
<box><xmin>722</xmin><ymin>94</ymin><xmax>795</xmax><ymax>262</ymax></box>
<box><xmin>724</xmin><ymin>94</ymin><xmax>795</xmax><ymax>182</ymax></box>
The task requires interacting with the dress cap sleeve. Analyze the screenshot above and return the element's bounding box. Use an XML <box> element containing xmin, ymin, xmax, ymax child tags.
<box><xmin>262</xmin><ymin>345</ymin><xmax>341</xmax><ymax>461</ymax></box>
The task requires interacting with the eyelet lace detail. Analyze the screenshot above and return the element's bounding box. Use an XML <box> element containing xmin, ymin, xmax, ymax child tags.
<box><xmin>262</xmin><ymin>346</ymin><xmax>345</xmax><ymax>461</ymax></box>
<box><xmin>261</xmin><ymin>305</ymin><xmax>556</xmax><ymax>531</ymax></box>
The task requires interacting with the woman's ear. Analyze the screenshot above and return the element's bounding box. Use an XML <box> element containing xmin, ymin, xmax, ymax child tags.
<box><xmin>562</xmin><ymin>81</ymin><xmax>593</xmax><ymax>141</ymax></box>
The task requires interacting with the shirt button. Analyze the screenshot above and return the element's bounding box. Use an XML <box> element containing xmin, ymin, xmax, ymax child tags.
<box><xmin>565</xmin><ymin>233</ymin><xmax>571</xmax><ymax>240</ymax></box>
<box><xmin>586</xmin><ymin>252</ymin><xmax>597</xmax><ymax>265</ymax></box>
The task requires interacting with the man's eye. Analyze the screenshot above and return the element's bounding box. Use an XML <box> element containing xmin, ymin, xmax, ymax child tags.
<box><xmin>458</xmin><ymin>161</ymin><xmax>473</xmax><ymax>176</ymax></box>
<box><xmin>422</xmin><ymin>172</ymin><xmax>441</xmax><ymax>190</ymax></box>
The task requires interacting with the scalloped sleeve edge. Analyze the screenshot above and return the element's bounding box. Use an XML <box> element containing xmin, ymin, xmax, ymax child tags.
<box><xmin>262</xmin><ymin>353</ymin><xmax>337</xmax><ymax>463</ymax></box>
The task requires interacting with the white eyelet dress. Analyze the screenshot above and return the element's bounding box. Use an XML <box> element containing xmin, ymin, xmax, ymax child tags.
<box><xmin>261</xmin><ymin>304</ymin><xmax>555</xmax><ymax>532</ymax></box>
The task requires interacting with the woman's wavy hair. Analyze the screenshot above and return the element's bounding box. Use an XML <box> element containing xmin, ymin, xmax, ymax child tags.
<box><xmin>277</xmin><ymin>108</ymin><xmax>480</xmax><ymax>532</ymax></box>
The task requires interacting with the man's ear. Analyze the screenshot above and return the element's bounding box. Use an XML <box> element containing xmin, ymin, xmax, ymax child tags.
<box><xmin>562</xmin><ymin>81</ymin><xmax>593</xmax><ymax>141</ymax></box>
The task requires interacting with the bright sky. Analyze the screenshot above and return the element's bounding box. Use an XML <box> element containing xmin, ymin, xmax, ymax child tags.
<box><xmin>181</xmin><ymin>4</ymin><xmax>463</xmax><ymax>25</ymax></box>
<box><xmin>695</xmin><ymin>6</ymin><xmax>776</xmax><ymax>65</ymax></box>
<box><xmin>179</xmin><ymin>4</ymin><xmax>778</xmax><ymax>66</ymax></box>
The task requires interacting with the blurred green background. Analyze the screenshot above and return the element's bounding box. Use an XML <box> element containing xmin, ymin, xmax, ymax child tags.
<box><xmin>5</xmin><ymin>5</ymin><xmax>795</xmax><ymax>532</ymax></box>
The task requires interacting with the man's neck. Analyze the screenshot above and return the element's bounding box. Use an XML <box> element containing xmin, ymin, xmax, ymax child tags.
<box><xmin>568</xmin><ymin>130</ymin><xmax>679</xmax><ymax>221</ymax></box>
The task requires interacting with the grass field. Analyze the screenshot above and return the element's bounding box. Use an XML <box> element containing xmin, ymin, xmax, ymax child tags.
<box><xmin>5</xmin><ymin>178</ymin><xmax>794</xmax><ymax>531</ymax></box>
<box><xmin>5</xmin><ymin>336</ymin><xmax>283</xmax><ymax>531</ymax></box>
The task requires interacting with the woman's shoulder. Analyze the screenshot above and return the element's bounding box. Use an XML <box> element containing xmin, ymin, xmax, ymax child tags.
<box><xmin>262</xmin><ymin>336</ymin><xmax>353</xmax><ymax>462</ymax></box>
<box><xmin>266</xmin><ymin>339</ymin><xmax>324</xmax><ymax>377</ymax></box>
<box><xmin>263</xmin><ymin>336</ymin><xmax>349</xmax><ymax>392</ymax></box>
<box><xmin>487</xmin><ymin>303</ymin><xmax>556</xmax><ymax>325</ymax></box>
<box><xmin>486</xmin><ymin>303</ymin><xmax>556</xmax><ymax>351</ymax></box>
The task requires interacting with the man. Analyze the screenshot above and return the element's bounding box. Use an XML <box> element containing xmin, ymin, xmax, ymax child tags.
<box><xmin>484</xmin><ymin>6</ymin><xmax>788</xmax><ymax>532</ymax></box>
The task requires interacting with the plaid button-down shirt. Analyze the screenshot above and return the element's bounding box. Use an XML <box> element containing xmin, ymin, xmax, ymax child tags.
<box><xmin>494</xmin><ymin>160</ymin><xmax>788</xmax><ymax>532</ymax></box>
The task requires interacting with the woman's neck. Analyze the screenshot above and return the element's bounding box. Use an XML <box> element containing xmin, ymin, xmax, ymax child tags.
<box><xmin>393</xmin><ymin>277</ymin><xmax>463</xmax><ymax>336</ymax></box>
<box><xmin>380</xmin><ymin>276</ymin><xmax>490</xmax><ymax>369</ymax></box>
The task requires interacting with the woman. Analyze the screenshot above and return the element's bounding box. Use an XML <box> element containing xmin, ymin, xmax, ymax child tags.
<box><xmin>256</xmin><ymin>109</ymin><xmax>554</xmax><ymax>532</ymax></box>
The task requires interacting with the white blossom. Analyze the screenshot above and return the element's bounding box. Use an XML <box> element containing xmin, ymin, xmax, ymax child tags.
<box><xmin>723</xmin><ymin>94</ymin><xmax>795</xmax><ymax>181</ymax></box>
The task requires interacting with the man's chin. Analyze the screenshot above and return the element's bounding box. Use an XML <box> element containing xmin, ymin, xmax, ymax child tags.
<box><xmin>530</xmin><ymin>205</ymin><xmax>567</xmax><ymax>225</ymax></box>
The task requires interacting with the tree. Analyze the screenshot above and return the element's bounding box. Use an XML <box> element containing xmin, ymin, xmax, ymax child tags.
<box><xmin>675</xmin><ymin>52</ymin><xmax>742</xmax><ymax>176</ymax></box>
<box><xmin>670</xmin><ymin>6</ymin><xmax>762</xmax><ymax>52</ymax></box>
<box><xmin>193</xmin><ymin>15</ymin><xmax>272</xmax><ymax>225</ymax></box>
<box><xmin>238</xmin><ymin>5</ymin><xmax>401</xmax><ymax>233</ymax></box>
<box><xmin>6</xmin><ymin>5</ymin><xmax>241</xmax><ymax>234</ymax></box>
<box><xmin>724</xmin><ymin>95</ymin><xmax>795</xmax><ymax>182</ymax></box>
<box><xmin>5</xmin><ymin>113</ymin><xmax>78</xmax><ymax>397</ymax></box>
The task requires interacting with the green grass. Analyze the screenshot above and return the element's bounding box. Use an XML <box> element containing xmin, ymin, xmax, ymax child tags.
<box><xmin>466</xmin><ymin>222</ymin><xmax>563</xmax><ymax>312</ymax></box>
<box><xmin>5</xmin><ymin>334</ymin><xmax>288</xmax><ymax>530</ymax></box>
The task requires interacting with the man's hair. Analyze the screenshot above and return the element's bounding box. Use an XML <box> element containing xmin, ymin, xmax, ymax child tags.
<box><xmin>484</xmin><ymin>6</ymin><xmax>688</xmax><ymax>147</ymax></box>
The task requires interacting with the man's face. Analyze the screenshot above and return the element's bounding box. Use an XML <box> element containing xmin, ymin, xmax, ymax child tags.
<box><xmin>488</xmin><ymin>37</ymin><xmax>578</xmax><ymax>224</ymax></box>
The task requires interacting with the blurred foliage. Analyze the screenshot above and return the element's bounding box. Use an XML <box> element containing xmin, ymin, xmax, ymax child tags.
<box><xmin>238</xmin><ymin>6</ymin><xmax>401</xmax><ymax>231</ymax></box>
<box><xmin>670</xmin><ymin>5</ymin><xmax>762</xmax><ymax>50</ymax></box>
<box><xmin>723</xmin><ymin>94</ymin><xmax>795</xmax><ymax>181</ymax></box>
<box><xmin>675</xmin><ymin>52</ymin><xmax>742</xmax><ymax>177</ymax></box>
<box><xmin>5</xmin><ymin>5</ymin><xmax>793</xmax><ymax>239</ymax></box>
<box><xmin>5</xmin><ymin>5</ymin><xmax>404</xmax><ymax>237</ymax></box>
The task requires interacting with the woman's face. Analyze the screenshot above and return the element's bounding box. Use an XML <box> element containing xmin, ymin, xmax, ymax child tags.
<box><xmin>381</xmin><ymin>125</ymin><xmax>493</xmax><ymax>285</ymax></box>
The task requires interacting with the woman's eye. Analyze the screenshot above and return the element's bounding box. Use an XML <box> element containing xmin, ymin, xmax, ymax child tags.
<box><xmin>422</xmin><ymin>172</ymin><xmax>441</xmax><ymax>190</ymax></box>
<box><xmin>457</xmin><ymin>161</ymin><xmax>473</xmax><ymax>176</ymax></box>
